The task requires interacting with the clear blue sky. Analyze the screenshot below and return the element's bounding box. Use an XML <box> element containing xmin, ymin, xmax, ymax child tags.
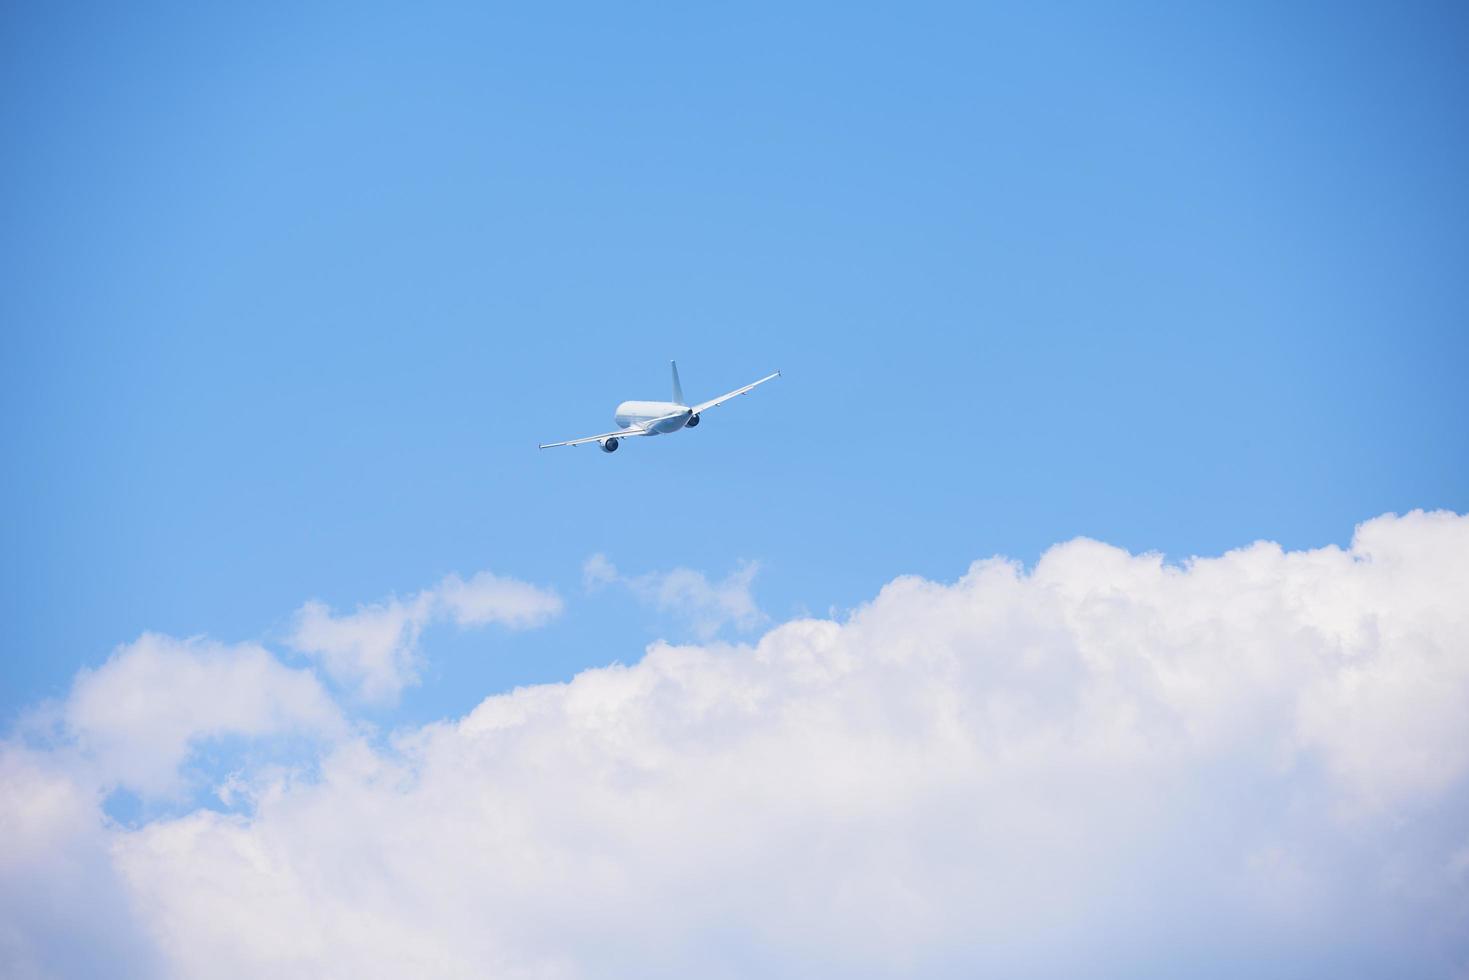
<box><xmin>3</xmin><ymin>2</ymin><xmax>1466</xmax><ymax>727</ymax></box>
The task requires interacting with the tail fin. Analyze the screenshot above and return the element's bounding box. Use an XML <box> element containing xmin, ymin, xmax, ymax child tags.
<box><xmin>671</xmin><ymin>360</ymin><xmax>684</xmax><ymax>405</ymax></box>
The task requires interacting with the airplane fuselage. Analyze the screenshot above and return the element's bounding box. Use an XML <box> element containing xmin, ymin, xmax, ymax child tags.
<box><xmin>614</xmin><ymin>400</ymin><xmax>692</xmax><ymax>436</ymax></box>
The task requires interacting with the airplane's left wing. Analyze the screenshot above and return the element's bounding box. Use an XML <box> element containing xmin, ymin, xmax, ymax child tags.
<box><xmin>539</xmin><ymin>407</ymin><xmax>689</xmax><ymax>449</ymax></box>
<box><xmin>539</xmin><ymin>426</ymin><xmax>650</xmax><ymax>449</ymax></box>
<box><xmin>691</xmin><ymin>370</ymin><xmax>781</xmax><ymax>415</ymax></box>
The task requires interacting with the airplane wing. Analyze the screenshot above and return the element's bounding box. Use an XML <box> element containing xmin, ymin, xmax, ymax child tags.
<box><xmin>538</xmin><ymin>408</ymin><xmax>688</xmax><ymax>449</ymax></box>
<box><xmin>691</xmin><ymin>370</ymin><xmax>781</xmax><ymax>415</ymax></box>
<box><xmin>539</xmin><ymin>426</ymin><xmax>651</xmax><ymax>449</ymax></box>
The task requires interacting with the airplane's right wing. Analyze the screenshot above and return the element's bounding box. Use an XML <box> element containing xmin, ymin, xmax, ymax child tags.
<box><xmin>690</xmin><ymin>370</ymin><xmax>781</xmax><ymax>415</ymax></box>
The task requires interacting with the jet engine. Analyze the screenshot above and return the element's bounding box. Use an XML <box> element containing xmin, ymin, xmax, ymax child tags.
<box><xmin>685</xmin><ymin>413</ymin><xmax>700</xmax><ymax>428</ymax></box>
<box><xmin>600</xmin><ymin>437</ymin><xmax>619</xmax><ymax>453</ymax></box>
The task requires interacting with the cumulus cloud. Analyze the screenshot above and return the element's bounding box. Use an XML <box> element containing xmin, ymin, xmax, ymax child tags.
<box><xmin>0</xmin><ymin>635</ymin><xmax>347</xmax><ymax>976</ymax></box>
<box><xmin>289</xmin><ymin>571</ymin><xmax>563</xmax><ymax>702</ymax></box>
<box><xmin>584</xmin><ymin>553</ymin><xmax>765</xmax><ymax>638</ymax></box>
<box><xmin>0</xmin><ymin>745</ymin><xmax>162</xmax><ymax>978</ymax></box>
<box><xmin>62</xmin><ymin>633</ymin><xmax>347</xmax><ymax>798</ymax></box>
<box><xmin>5</xmin><ymin>511</ymin><xmax>1469</xmax><ymax>977</ymax></box>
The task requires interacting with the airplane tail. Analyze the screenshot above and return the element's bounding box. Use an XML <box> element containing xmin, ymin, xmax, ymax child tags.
<box><xmin>671</xmin><ymin>360</ymin><xmax>684</xmax><ymax>405</ymax></box>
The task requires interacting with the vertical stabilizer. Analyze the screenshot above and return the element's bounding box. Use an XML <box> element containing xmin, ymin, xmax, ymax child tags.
<box><xmin>671</xmin><ymin>360</ymin><xmax>684</xmax><ymax>405</ymax></box>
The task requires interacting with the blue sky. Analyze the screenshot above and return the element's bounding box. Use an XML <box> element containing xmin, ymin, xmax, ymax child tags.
<box><xmin>3</xmin><ymin>3</ymin><xmax>1469</xmax><ymax>975</ymax></box>
<box><xmin>5</xmin><ymin>3</ymin><xmax>1468</xmax><ymax>727</ymax></box>
<box><xmin>6</xmin><ymin>3</ymin><xmax>1465</xmax><ymax>725</ymax></box>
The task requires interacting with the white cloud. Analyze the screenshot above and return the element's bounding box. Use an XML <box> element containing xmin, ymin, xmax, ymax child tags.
<box><xmin>288</xmin><ymin>595</ymin><xmax>431</xmax><ymax>705</ymax></box>
<box><xmin>438</xmin><ymin>571</ymin><xmax>564</xmax><ymax>629</ymax></box>
<box><xmin>0</xmin><ymin>635</ymin><xmax>346</xmax><ymax>976</ymax></box>
<box><xmin>288</xmin><ymin>571</ymin><xmax>563</xmax><ymax>702</ymax></box>
<box><xmin>582</xmin><ymin>552</ymin><xmax>618</xmax><ymax>589</ymax></box>
<box><xmin>584</xmin><ymin>554</ymin><xmax>765</xmax><ymax>638</ymax></box>
<box><xmin>63</xmin><ymin>633</ymin><xmax>347</xmax><ymax>798</ymax></box>
<box><xmin>6</xmin><ymin>511</ymin><xmax>1469</xmax><ymax>977</ymax></box>
<box><xmin>0</xmin><ymin>746</ymin><xmax>162</xmax><ymax>978</ymax></box>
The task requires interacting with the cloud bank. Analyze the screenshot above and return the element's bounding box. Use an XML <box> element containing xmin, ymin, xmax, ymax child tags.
<box><xmin>4</xmin><ymin>513</ymin><xmax>1469</xmax><ymax>977</ymax></box>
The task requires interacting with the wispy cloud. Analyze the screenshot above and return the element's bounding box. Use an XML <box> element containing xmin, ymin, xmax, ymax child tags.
<box><xmin>288</xmin><ymin>571</ymin><xmax>563</xmax><ymax>702</ymax></box>
<box><xmin>584</xmin><ymin>553</ymin><xmax>766</xmax><ymax>638</ymax></box>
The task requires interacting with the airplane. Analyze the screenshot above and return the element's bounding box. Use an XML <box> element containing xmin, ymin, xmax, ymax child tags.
<box><xmin>539</xmin><ymin>361</ymin><xmax>781</xmax><ymax>452</ymax></box>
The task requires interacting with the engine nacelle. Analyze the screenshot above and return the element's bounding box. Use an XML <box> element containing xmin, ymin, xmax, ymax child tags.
<box><xmin>685</xmin><ymin>413</ymin><xmax>700</xmax><ymax>428</ymax></box>
<box><xmin>600</xmin><ymin>437</ymin><xmax>619</xmax><ymax>453</ymax></box>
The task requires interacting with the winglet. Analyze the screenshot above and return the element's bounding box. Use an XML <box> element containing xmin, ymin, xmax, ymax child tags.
<box><xmin>671</xmin><ymin>360</ymin><xmax>684</xmax><ymax>405</ymax></box>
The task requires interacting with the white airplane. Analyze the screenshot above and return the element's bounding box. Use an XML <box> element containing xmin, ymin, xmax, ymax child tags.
<box><xmin>539</xmin><ymin>361</ymin><xmax>781</xmax><ymax>452</ymax></box>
